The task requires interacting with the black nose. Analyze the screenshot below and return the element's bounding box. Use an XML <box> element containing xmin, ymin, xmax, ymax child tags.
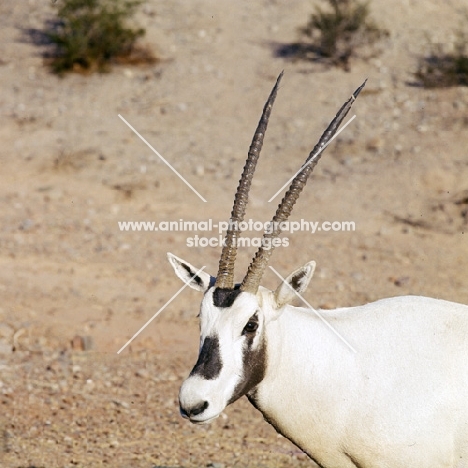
<box><xmin>180</xmin><ymin>400</ymin><xmax>209</xmax><ymax>419</ymax></box>
<box><xmin>191</xmin><ymin>400</ymin><xmax>208</xmax><ymax>416</ymax></box>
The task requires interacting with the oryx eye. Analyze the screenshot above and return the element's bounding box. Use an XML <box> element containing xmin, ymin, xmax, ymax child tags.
<box><xmin>242</xmin><ymin>315</ymin><xmax>259</xmax><ymax>335</ymax></box>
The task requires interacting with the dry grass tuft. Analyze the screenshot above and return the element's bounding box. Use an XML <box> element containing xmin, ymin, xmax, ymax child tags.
<box><xmin>45</xmin><ymin>0</ymin><xmax>157</xmax><ymax>75</ymax></box>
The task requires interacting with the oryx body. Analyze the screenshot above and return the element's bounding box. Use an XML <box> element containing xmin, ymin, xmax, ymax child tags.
<box><xmin>253</xmin><ymin>296</ymin><xmax>468</xmax><ymax>468</ymax></box>
<box><xmin>168</xmin><ymin>74</ymin><xmax>468</xmax><ymax>468</ymax></box>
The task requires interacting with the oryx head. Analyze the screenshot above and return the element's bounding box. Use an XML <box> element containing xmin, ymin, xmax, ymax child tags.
<box><xmin>168</xmin><ymin>73</ymin><xmax>365</xmax><ymax>424</ymax></box>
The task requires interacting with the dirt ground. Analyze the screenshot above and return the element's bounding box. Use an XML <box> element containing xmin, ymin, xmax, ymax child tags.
<box><xmin>1</xmin><ymin>0</ymin><xmax>468</xmax><ymax>467</ymax></box>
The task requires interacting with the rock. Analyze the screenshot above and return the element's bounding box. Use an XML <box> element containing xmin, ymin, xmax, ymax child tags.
<box><xmin>366</xmin><ymin>136</ymin><xmax>384</xmax><ymax>153</ymax></box>
<box><xmin>135</xmin><ymin>368</ymin><xmax>150</xmax><ymax>379</ymax></box>
<box><xmin>417</xmin><ymin>124</ymin><xmax>428</xmax><ymax>133</ymax></box>
<box><xmin>390</xmin><ymin>276</ymin><xmax>410</xmax><ymax>287</ymax></box>
<box><xmin>71</xmin><ymin>335</ymin><xmax>94</xmax><ymax>351</ymax></box>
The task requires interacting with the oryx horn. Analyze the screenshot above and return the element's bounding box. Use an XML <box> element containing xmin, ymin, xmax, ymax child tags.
<box><xmin>215</xmin><ymin>71</ymin><xmax>284</xmax><ymax>289</ymax></box>
<box><xmin>240</xmin><ymin>80</ymin><xmax>367</xmax><ymax>294</ymax></box>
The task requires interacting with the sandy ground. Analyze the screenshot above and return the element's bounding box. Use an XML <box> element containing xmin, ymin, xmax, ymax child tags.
<box><xmin>1</xmin><ymin>0</ymin><xmax>468</xmax><ymax>466</ymax></box>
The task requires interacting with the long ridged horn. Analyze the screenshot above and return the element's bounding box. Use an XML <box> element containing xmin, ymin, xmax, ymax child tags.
<box><xmin>240</xmin><ymin>80</ymin><xmax>367</xmax><ymax>294</ymax></box>
<box><xmin>215</xmin><ymin>72</ymin><xmax>284</xmax><ymax>289</ymax></box>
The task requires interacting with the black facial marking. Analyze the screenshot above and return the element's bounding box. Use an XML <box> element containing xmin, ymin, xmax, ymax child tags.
<box><xmin>181</xmin><ymin>263</ymin><xmax>204</xmax><ymax>288</ymax></box>
<box><xmin>291</xmin><ymin>269</ymin><xmax>307</xmax><ymax>291</ymax></box>
<box><xmin>213</xmin><ymin>285</ymin><xmax>242</xmax><ymax>308</ymax></box>
<box><xmin>228</xmin><ymin>333</ymin><xmax>267</xmax><ymax>405</ymax></box>
<box><xmin>190</xmin><ymin>335</ymin><xmax>222</xmax><ymax>380</ymax></box>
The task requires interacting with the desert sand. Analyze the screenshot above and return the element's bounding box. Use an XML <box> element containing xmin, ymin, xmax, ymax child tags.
<box><xmin>1</xmin><ymin>0</ymin><xmax>467</xmax><ymax>466</ymax></box>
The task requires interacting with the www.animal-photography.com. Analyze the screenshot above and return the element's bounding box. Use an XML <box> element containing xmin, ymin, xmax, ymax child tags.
<box><xmin>1</xmin><ymin>0</ymin><xmax>468</xmax><ymax>467</ymax></box>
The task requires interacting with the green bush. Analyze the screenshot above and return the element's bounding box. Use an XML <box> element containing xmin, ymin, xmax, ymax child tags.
<box><xmin>46</xmin><ymin>0</ymin><xmax>155</xmax><ymax>74</ymax></box>
<box><xmin>415</xmin><ymin>26</ymin><xmax>468</xmax><ymax>87</ymax></box>
<box><xmin>299</xmin><ymin>0</ymin><xmax>387</xmax><ymax>69</ymax></box>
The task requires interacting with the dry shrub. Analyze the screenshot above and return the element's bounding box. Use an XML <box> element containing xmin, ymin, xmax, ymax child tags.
<box><xmin>416</xmin><ymin>25</ymin><xmax>468</xmax><ymax>87</ymax></box>
<box><xmin>298</xmin><ymin>0</ymin><xmax>387</xmax><ymax>70</ymax></box>
<box><xmin>45</xmin><ymin>0</ymin><xmax>156</xmax><ymax>74</ymax></box>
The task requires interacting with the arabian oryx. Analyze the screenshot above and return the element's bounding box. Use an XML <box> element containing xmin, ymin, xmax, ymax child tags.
<box><xmin>168</xmin><ymin>72</ymin><xmax>468</xmax><ymax>468</ymax></box>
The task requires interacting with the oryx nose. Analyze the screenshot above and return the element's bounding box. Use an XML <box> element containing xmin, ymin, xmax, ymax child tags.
<box><xmin>180</xmin><ymin>400</ymin><xmax>209</xmax><ymax>419</ymax></box>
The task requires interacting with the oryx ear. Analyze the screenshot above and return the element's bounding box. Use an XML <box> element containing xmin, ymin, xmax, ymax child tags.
<box><xmin>274</xmin><ymin>261</ymin><xmax>316</xmax><ymax>308</ymax></box>
<box><xmin>167</xmin><ymin>253</ymin><xmax>214</xmax><ymax>292</ymax></box>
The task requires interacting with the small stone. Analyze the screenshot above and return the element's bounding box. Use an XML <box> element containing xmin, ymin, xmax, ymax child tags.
<box><xmin>391</xmin><ymin>276</ymin><xmax>410</xmax><ymax>287</ymax></box>
<box><xmin>113</xmin><ymin>400</ymin><xmax>129</xmax><ymax>409</ymax></box>
<box><xmin>135</xmin><ymin>368</ymin><xmax>150</xmax><ymax>379</ymax></box>
<box><xmin>417</xmin><ymin>124</ymin><xmax>428</xmax><ymax>133</ymax></box>
<box><xmin>366</xmin><ymin>137</ymin><xmax>384</xmax><ymax>153</ymax></box>
<box><xmin>71</xmin><ymin>335</ymin><xmax>93</xmax><ymax>351</ymax></box>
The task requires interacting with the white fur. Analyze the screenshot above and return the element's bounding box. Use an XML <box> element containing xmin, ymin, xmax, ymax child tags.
<box><xmin>168</xmin><ymin>253</ymin><xmax>468</xmax><ymax>468</ymax></box>
<box><xmin>257</xmin><ymin>294</ymin><xmax>468</xmax><ymax>468</ymax></box>
<box><xmin>179</xmin><ymin>289</ymin><xmax>259</xmax><ymax>423</ymax></box>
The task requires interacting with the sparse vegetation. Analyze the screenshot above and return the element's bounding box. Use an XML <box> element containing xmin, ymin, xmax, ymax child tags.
<box><xmin>415</xmin><ymin>20</ymin><xmax>468</xmax><ymax>87</ymax></box>
<box><xmin>52</xmin><ymin>147</ymin><xmax>103</xmax><ymax>171</ymax></box>
<box><xmin>45</xmin><ymin>0</ymin><xmax>156</xmax><ymax>74</ymax></box>
<box><xmin>295</xmin><ymin>0</ymin><xmax>387</xmax><ymax>69</ymax></box>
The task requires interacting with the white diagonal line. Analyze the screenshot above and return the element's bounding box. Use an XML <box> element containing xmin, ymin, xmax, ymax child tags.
<box><xmin>118</xmin><ymin>114</ymin><xmax>207</xmax><ymax>203</ymax></box>
<box><xmin>117</xmin><ymin>266</ymin><xmax>206</xmax><ymax>354</ymax></box>
<box><xmin>269</xmin><ymin>266</ymin><xmax>357</xmax><ymax>353</ymax></box>
<box><xmin>268</xmin><ymin>115</ymin><xmax>356</xmax><ymax>203</ymax></box>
